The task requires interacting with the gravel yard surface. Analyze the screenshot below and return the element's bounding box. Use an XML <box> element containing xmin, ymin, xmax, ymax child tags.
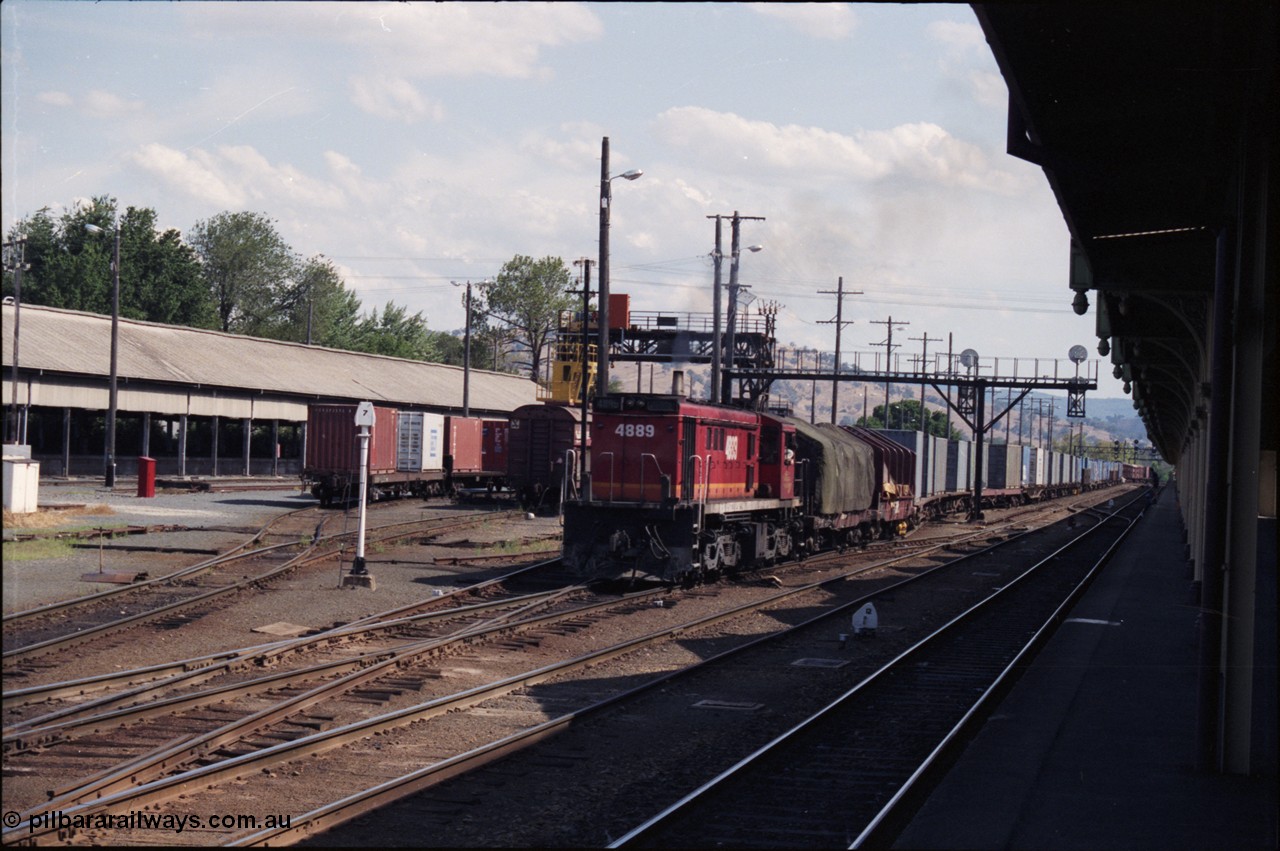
<box><xmin>3</xmin><ymin>480</ymin><xmax>315</xmax><ymax>615</ymax></box>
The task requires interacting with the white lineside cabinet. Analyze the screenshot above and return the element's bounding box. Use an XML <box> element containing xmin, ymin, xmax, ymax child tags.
<box><xmin>3</xmin><ymin>444</ymin><xmax>39</xmax><ymax>514</ymax></box>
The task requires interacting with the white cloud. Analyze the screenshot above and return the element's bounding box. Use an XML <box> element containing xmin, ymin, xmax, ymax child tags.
<box><xmin>129</xmin><ymin>142</ymin><xmax>347</xmax><ymax>211</ymax></box>
<box><xmin>81</xmin><ymin>89</ymin><xmax>145</xmax><ymax>119</ymax></box>
<box><xmin>128</xmin><ymin>143</ymin><xmax>247</xmax><ymax>209</ymax></box>
<box><xmin>653</xmin><ymin>106</ymin><xmax>1025</xmax><ymax>194</ymax></box>
<box><xmin>183</xmin><ymin>2</ymin><xmax>603</xmax><ymax>80</ymax></box>
<box><xmin>926</xmin><ymin>19</ymin><xmax>987</xmax><ymax>53</ymax></box>
<box><xmin>751</xmin><ymin>4</ymin><xmax>858</xmax><ymax>40</ymax></box>
<box><xmin>37</xmin><ymin>90</ymin><xmax>72</xmax><ymax>108</ymax></box>
<box><xmin>969</xmin><ymin>70</ymin><xmax>1007</xmax><ymax>111</ymax></box>
<box><xmin>348</xmin><ymin>75</ymin><xmax>444</xmax><ymax>123</ymax></box>
<box><xmin>926</xmin><ymin>18</ymin><xmax>1004</xmax><ymax>111</ymax></box>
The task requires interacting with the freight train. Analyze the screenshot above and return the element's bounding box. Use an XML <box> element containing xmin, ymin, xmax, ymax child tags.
<box><xmin>561</xmin><ymin>392</ymin><xmax>1128</xmax><ymax>584</ymax></box>
<box><xmin>303</xmin><ymin>404</ymin><xmax>509</xmax><ymax>506</ymax></box>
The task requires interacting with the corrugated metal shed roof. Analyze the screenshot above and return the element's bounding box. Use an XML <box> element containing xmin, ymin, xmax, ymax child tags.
<box><xmin>2</xmin><ymin>304</ymin><xmax>538</xmax><ymax>415</ymax></box>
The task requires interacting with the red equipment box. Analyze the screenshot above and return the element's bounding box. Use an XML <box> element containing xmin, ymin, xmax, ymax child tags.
<box><xmin>609</xmin><ymin>293</ymin><xmax>630</xmax><ymax>330</ymax></box>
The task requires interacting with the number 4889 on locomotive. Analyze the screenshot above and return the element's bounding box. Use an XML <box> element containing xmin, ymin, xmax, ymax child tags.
<box><xmin>561</xmin><ymin>394</ymin><xmax>803</xmax><ymax>584</ymax></box>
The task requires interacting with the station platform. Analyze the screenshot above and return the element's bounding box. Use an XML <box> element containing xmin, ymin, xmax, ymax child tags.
<box><xmin>896</xmin><ymin>487</ymin><xmax>1277</xmax><ymax>850</ymax></box>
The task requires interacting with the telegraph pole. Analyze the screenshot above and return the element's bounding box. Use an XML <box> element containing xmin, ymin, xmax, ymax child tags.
<box><xmin>909</xmin><ymin>331</ymin><xmax>942</xmax><ymax>433</ymax></box>
<box><xmin>818</xmin><ymin>276</ymin><xmax>861</xmax><ymax>423</ymax></box>
<box><xmin>871</xmin><ymin>316</ymin><xmax>909</xmax><ymax>428</ymax></box>
<box><xmin>571</xmin><ymin>258</ymin><xmax>594</xmax><ymax>484</ymax></box>
<box><xmin>721</xmin><ymin>211</ymin><xmax>765</xmax><ymax>405</ymax></box>
<box><xmin>708</xmin><ymin>215</ymin><xmax>725</xmax><ymax>403</ymax></box>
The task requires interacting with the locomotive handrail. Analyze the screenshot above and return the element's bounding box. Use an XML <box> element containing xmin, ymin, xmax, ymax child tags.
<box><xmin>598</xmin><ymin>451</ymin><xmax>616</xmax><ymax>503</ymax></box>
<box><xmin>640</xmin><ymin>453</ymin><xmax>666</xmax><ymax>504</ymax></box>
<box><xmin>561</xmin><ymin>449</ymin><xmax>578</xmax><ymax>515</ymax></box>
<box><xmin>686</xmin><ymin>454</ymin><xmax>710</xmax><ymax>534</ymax></box>
<box><xmin>795</xmin><ymin>457</ymin><xmax>811</xmax><ymax>516</ymax></box>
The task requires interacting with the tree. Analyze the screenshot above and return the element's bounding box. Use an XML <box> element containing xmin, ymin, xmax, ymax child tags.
<box><xmin>4</xmin><ymin>197</ymin><xmax>212</xmax><ymax>328</ymax></box>
<box><xmin>854</xmin><ymin>399</ymin><xmax>961</xmax><ymax>439</ymax></box>
<box><xmin>352</xmin><ymin>302</ymin><xmax>438</xmax><ymax>360</ymax></box>
<box><xmin>476</xmin><ymin>255</ymin><xmax>574</xmax><ymax>381</ymax></box>
<box><xmin>272</xmin><ymin>255</ymin><xmax>361</xmax><ymax>348</ymax></box>
<box><xmin>117</xmin><ymin>207</ymin><xmax>212</xmax><ymax>327</ymax></box>
<box><xmin>188</xmin><ymin>211</ymin><xmax>296</xmax><ymax>334</ymax></box>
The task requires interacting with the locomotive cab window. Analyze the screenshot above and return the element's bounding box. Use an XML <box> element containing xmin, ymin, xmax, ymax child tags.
<box><xmin>760</xmin><ymin>426</ymin><xmax>779</xmax><ymax>464</ymax></box>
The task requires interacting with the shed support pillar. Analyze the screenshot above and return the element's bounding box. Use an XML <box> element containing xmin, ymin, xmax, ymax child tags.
<box><xmin>178</xmin><ymin>414</ymin><xmax>188</xmax><ymax>478</ymax></box>
<box><xmin>61</xmin><ymin>407</ymin><xmax>71</xmax><ymax>477</ymax></box>
<box><xmin>242</xmin><ymin>417</ymin><xmax>252</xmax><ymax>476</ymax></box>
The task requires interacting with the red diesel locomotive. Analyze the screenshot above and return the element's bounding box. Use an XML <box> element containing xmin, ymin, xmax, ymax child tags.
<box><xmin>562</xmin><ymin>393</ymin><xmax>914</xmax><ymax>583</ymax></box>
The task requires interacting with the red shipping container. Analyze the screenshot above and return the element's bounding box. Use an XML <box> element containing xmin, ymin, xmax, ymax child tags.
<box><xmin>482</xmin><ymin>420</ymin><xmax>510</xmax><ymax>474</ymax></box>
<box><xmin>306</xmin><ymin>404</ymin><xmax>399</xmax><ymax>476</ymax></box>
<box><xmin>609</xmin><ymin>293</ymin><xmax>630</xmax><ymax>330</ymax></box>
<box><xmin>446</xmin><ymin>416</ymin><xmax>485</xmax><ymax>474</ymax></box>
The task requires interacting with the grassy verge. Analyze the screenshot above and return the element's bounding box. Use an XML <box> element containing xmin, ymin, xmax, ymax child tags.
<box><xmin>2</xmin><ymin>537</ymin><xmax>77</xmax><ymax>562</ymax></box>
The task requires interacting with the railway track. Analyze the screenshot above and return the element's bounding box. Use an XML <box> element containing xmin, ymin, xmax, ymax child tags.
<box><xmin>222</xmin><ymin>488</ymin><xmax>1140</xmax><ymax>847</ymax></box>
<box><xmin>613</xmin><ymin>492</ymin><xmax>1149</xmax><ymax>848</ymax></box>
<box><xmin>0</xmin><ymin>487</ymin><xmax>1133</xmax><ymax>845</ymax></box>
<box><xmin>1</xmin><ymin>506</ymin><xmax>521</xmax><ymax>672</ymax></box>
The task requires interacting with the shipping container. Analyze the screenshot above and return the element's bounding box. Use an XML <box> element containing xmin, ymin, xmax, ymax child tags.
<box><xmin>930</xmin><ymin>434</ymin><xmax>948</xmax><ymax>498</ymax></box>
<box><xmin>446</xmin><ymin>416</ymin><xmax>485</xmax><ymax>475</ymax></box>
<box><xmin>396</xmin><ymin>411</ymin><xmax>445</xmax><ymax>473</ymax></box>
<box><xmin>985</xmin><ymin>442</ymin><xmax>1022</xmax><ymax>490</ymax></box>
<box><xmin>482</xmin><ymin>419</ymin><xmax>510</xmax><ymax>474</ymax></box>
<box><xmin>847</xmin><ymin>427</ymin><xmax>917</xmax><ymax>504</ymax></box>
<box><xmin>946</xmin><ymin>439</ymin><xmax>973</xmax><ymax>492</ymax></box>
<box><xmin>306</xmin><ymin>404</ymin><xmax>399</xmax><ymax>476</ymax></box>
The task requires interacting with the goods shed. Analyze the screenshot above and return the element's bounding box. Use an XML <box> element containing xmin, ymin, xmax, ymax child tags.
<box><xmin>1</xmin><ymin>303</ymin><xmax>538</xmax><ymax>478</ymax></box>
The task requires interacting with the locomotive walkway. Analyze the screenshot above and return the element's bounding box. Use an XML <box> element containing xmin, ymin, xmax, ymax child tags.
<box><xmin>896</xmin><ymin>487</ymin><xmax>1277</xmax><ymax>850</ymax></box>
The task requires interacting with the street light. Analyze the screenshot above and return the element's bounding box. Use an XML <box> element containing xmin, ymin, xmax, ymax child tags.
<box><xmin>85</xmin><ymin>222</ymin><xmax>119</xmax><ymax>488</ymax></box>
<box><xmin>597</xmin><ymin>136</ymin><xmax>643</xmax><ymax>398</ymax></box>
<box><xmin>452</xmin><ymin>278</ymin><xmax>493</xmax><ymax>418</ymax></box>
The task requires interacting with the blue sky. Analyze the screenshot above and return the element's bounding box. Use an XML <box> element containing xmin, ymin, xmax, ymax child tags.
<box><xmin>2</xmin><ymin>1</ymin><xmax>1122</xmax><ymax>397</ymax></box>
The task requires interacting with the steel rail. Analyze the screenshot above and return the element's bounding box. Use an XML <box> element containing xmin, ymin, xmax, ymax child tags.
<box><xmin>227</xmin><ymin>502</ymin><xmax>1123</xmax><ymax>845</ymax></box>
<box><xmin>1</xmin><ymin>509</ymin><xmax>517</xmax><ymax>666</ymax></box>
<box><xmin>5</xmin><ymin>495</ymin><xmax>1130</xmax><ymax>844</ymax></box>
<box><xmin>606</xmin><ymin>492</ymin><xmax>1146</xmax><ymax>848</ymax></box>
<box><xmin>2</xmin><ymin>585</ymin><xmax>576</xmax><ymax>746</ymax></box>
<box><xmin>2</xmin><ymin>554</ymin><xmax>561</xmax><ymax>712</ymax></box>
<box><xmin>18</xmin><ymin>585</ymin><xmax>596</xmax><ymax>814</ymax></box>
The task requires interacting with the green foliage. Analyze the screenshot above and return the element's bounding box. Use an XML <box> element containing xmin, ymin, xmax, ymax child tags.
<box><xmin>476</xmin><ymin>255</ymin><xmax>574</xmax><ymax>380</ymax></box>
<box><xmin>352</xmin><ymin>302</ymin><xmax>438</xmax><ymax>360</ymax></box>
<box><xmin>853</xmin><ymin>399</ymin><xmax>961</xmax><ymax>438</ymax></box>
<box><xmin>271</xmin><ymin>254</ymin><xmax>362</xmax><ymax>348</ymax></box>
<box><xmin>188</xmin><ymin>211</ymin><xmax>296</xmax><ymax>334</ymax></box>
<box><xmin>5</xmin><ymin>199</ymin><xmax>486</xmax><ymax>367</ymax></box>
<box><xmin>118</xmin><ymin>207</ymin><xmax>213</xmax><ymax>327</ymax></box>
<box><xmin>4</xmin><ymin>196</ymin><xmax>214</xmax><ymax>328</ymax></box>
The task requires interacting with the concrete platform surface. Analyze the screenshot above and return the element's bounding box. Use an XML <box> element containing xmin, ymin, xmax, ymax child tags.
<box><xmin>896</xmin><ymin>488</ymin><xmax>1277</xmax><ymax>850</ymax></box>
